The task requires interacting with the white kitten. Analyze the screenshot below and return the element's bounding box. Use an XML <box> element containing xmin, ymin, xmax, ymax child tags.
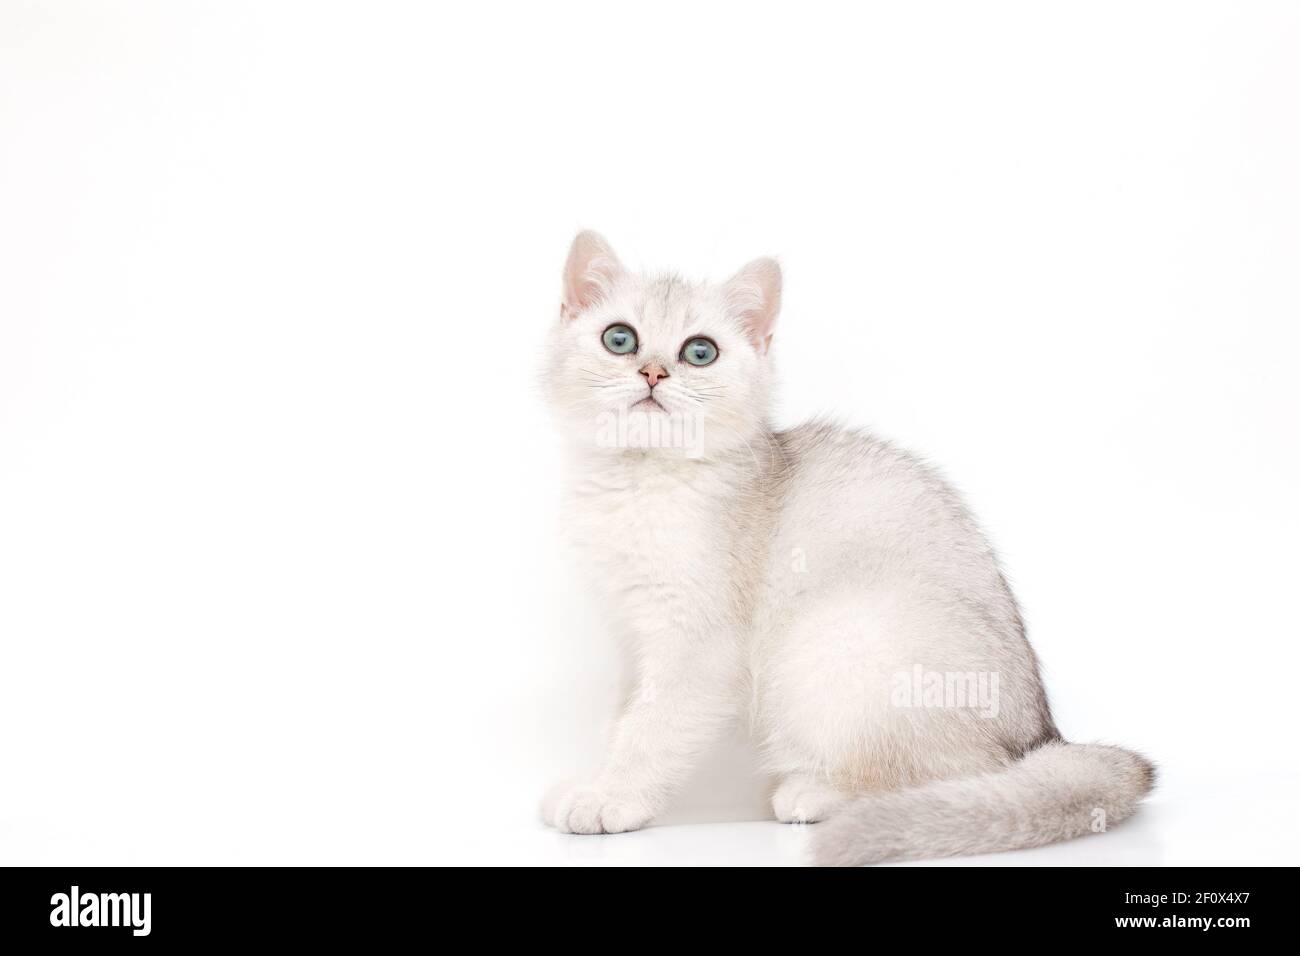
<box><xmin>541</xmin><ymin>231</ymin><xmax>1153</xmax><ymax>865</ymax></box>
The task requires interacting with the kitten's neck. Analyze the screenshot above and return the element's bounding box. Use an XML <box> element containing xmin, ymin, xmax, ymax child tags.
<box><xmin>565</xmin><ymin>427</ymin><xmax>781</xmax><ymax>485</ymax></box>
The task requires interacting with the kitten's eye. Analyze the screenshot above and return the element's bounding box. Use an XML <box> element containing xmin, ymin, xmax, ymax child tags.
<box><xmin>602</xmin><ymin>324</ymin><xmax>638</xmax><ymax>355</ymax></box>
<box><xmin>680</xmin><ymin>337</ymin><xmax>718</xmax><ymax>367</ymax></box>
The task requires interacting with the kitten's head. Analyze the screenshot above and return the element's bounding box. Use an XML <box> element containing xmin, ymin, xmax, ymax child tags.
<box><xmin>544</xmin><ymin>231</ymin><xmax>780</xmax><ymax>458</ymax></box>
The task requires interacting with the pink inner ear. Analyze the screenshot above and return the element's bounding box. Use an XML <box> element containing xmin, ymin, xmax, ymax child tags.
<box><xmin>725</xmin><ymin>257</ymin><xmax>782</xmax><ymax>350</ymax></box>
<box><xmin>562</xmin><ymin>231</ymin><xmax>623</xmax><ymax>318</ymax></box>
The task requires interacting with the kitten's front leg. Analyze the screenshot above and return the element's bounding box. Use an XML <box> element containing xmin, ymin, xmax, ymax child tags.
<box><xmin>546</xmin><ymin>635</ymin><xmax>738</xmax><ymax>834</ymax></box>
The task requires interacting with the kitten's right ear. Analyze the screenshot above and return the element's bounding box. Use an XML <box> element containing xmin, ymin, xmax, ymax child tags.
<box><xmin>562</xmin><ymin>230</ymin><xmax>623</xmax><ymax>320</ymax></box>
<box><xmin>724</xmin><ymin>257</ymin><xmax>782</xmax><ymax>354</ymax></box>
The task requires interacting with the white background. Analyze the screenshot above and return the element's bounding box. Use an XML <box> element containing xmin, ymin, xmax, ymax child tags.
<box><xmin>2</xmin><ymin>2</ymin><xmax>1297</xmax><ymax>866</ymax></box>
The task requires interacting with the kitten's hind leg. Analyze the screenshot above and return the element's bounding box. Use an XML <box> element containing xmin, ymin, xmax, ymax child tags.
<box><xmin>771</xmin><ymin>773</ymin><xmax>850</xmax><ymax>824</ymax></box>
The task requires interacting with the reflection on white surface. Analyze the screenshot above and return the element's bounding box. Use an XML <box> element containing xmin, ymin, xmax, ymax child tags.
<box><xmin>464</xmin><ymin>767</ymin><xmax>1295</xmax><ymax>866</ymax></box>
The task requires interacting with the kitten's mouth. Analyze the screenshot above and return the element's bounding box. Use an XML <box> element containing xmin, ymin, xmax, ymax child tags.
<box><xmin>632</xmin><ymin>396</ymin><xmax>666</xmax><ymax>412</ymax></box>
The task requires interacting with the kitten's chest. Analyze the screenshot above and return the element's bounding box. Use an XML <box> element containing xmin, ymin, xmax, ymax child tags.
<box><xmin>564</xmin><ymin>464</ymin><xmax>737</xmax><ymax>598</ymax></box>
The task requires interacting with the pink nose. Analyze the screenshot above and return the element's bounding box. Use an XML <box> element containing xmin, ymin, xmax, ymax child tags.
<box><xmin>640</xmin><ymin>363</ymin><xmax>669</xmax><ymax>388</ymax></box>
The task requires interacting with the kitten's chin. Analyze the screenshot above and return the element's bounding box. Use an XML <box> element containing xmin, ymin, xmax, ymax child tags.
<box><xmin>579</xmin><ymin>402</ymin><xmax>711</xmax><ymax>459</ymax></box>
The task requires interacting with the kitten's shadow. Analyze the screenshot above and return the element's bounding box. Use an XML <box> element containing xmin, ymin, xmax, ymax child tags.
<box><xmin>654</xmin><ymin>727</ymin><xmax>774</xmax><ymax>827</ymax></box>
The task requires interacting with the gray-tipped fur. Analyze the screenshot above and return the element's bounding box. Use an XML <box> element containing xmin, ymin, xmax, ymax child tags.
<box><xmin>814</xmin><ymin>742</ymin><xmax>1156</xmax><ymax>866</ymax></box>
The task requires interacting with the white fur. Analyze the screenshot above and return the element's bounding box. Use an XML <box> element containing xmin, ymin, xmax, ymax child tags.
<box><xmin>542</xmin><ymin>232</ymin><xmax>1154</xmax><ymax>863</ymax></box>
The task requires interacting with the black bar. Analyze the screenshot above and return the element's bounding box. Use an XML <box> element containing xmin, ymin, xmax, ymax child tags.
<box><xmin>0</xmin><ymin>866</ymin><xmax>1290</xmax><ymax>944</ymax></box>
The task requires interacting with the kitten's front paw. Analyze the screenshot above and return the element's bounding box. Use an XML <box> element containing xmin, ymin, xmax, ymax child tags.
<box><xmin>545</xmin><ymin>786</ymin><xmax>653</xmax><ymax>834</ymax></box>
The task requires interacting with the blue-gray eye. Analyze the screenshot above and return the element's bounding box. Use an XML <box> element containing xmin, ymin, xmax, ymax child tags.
<box><xmin>681</xmin><ymin>337</ymin><xmax>718</xmax><ymax>366</ymax></box>
<box><xmin>602</xmin><ymin>324</ymin><xmax>638</xmax><ymax>355</ymax></box>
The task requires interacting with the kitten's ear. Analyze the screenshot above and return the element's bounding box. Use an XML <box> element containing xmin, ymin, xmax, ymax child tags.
<box><xmin>725</xmin><ymin>257</ymin><xmax>782</xmax><ymax>353</ymax></box>
<box><xmin>561</xmin><ymin>230</ymin><xmax>624</xmax><ymax>320</ymax></box>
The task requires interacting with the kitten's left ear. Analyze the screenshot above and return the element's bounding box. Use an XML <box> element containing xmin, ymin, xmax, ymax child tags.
<box><xmin>562</xmin><ymin>230</ymin><xmax>624</xmax><ymax>320</ymax></box>
<box><xmin>724</xmin><ymin>258</ymin><xmax>782</xmax><ymax>354</ymax></box>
